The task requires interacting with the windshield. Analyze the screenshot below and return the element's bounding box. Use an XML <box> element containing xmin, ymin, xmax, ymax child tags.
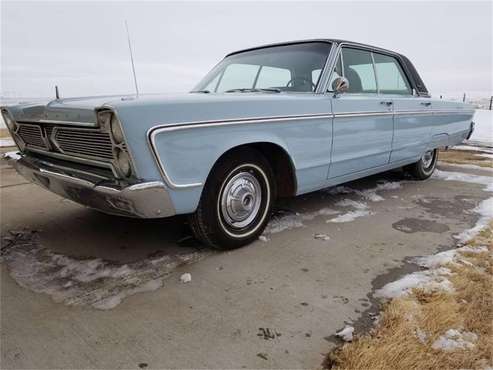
<box><xmin>193</xmin><ymin>42</ymin><xmax>332</xmax><ymax>93</ymax></box>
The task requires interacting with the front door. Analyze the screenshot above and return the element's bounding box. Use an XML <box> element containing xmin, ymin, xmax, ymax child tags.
<box><xmin>329</xmin><ymin>47</ymin><xmax>394</xmax><ymax>179</ymax></box>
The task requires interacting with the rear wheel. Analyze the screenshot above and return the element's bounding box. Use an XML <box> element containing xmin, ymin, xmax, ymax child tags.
<box><xmin>404</xmin><ymin>149</ymin><xmax>438</xmax><ymax>180</ymax></box>
<box><xmin>189</xmin><ymin>148</ymin><xmax>275</xmax><ymax>250</ymax></box>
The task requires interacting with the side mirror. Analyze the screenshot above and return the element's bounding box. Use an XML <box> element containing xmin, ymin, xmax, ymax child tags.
<box><xmin>332</xmin><ymin>77</ymin><xmax>349</xmax><ymax>96</ymax></box>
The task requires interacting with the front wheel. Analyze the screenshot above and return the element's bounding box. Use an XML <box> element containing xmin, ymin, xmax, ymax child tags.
<box><xmin>404</xmin><ymin>149</ymin><xmax>438</xmax><ymax>180</ymax></box>
<box><xmin>189</xmin><ymin>148</ymin><xmax>275</xmax><ymax>250</ymax></box>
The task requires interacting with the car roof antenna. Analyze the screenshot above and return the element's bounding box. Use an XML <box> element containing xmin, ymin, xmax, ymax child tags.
<box><xmin>55</xmin><ymin>85</ymin><xmax>60</xmax><ymax>99</ymax></box>
<box><xmin>125</xmin><ymin>20</ymin><xmax>139</xmax><ymax>97</ymax></box>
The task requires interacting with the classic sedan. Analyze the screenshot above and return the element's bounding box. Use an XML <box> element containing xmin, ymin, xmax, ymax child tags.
<box><xmin>2</xmin><ymin>39</ymin><xmax>475</xmax><ymax>249</ymax></box>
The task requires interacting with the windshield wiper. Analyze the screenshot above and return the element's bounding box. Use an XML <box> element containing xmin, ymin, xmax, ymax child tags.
<box><xmin>225</xmin><ymin>88</ymin><xmax>281</xmax><ymax>93</ymax></box>
<box><xmin>193</xmin><ymin>90</ymin><xmax>211</xmax><ymax>93</ymax></box>
<box><xmin>258</xmin><ymin>88</ymin><xmax>281</xmax><ymax>93</ymax></box>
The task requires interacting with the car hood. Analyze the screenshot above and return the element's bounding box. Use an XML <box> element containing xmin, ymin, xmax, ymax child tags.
<box><xmin>4</xmin><ymin>92</ymin><xmax>329</xmax><ymax>126</ymax></box>
<box><xmin>3</xmin><ymin>95</ymin><xmax>133</xmax><ymax>124</ymax></box>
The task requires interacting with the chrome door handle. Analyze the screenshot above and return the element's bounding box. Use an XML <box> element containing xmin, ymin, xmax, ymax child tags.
<box><xmin>420</xmin><ymin>102</ymin><xmax>432</xmax><ymax>106</ymax></box>
<box><xmin>380</xmin><ymin>101</ymin><xmax>393</xmax><ymax>106</ymax></box>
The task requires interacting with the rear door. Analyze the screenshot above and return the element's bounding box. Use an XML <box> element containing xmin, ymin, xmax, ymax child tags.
<box><xmin>372</xmin><ymin>52</ymin><xmax>433</xmax><ymax>163</ymax></box>
<box><xmin>329</xmin><ymin>47</ymin><xmax>394</xmax><ymax>179</ymax></box>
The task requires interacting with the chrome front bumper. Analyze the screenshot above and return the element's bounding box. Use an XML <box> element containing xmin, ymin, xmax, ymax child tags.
<box><xmin>13</xmin><ymin>155</ymin><xmax>176</xmax><ymax>218</ymax></box>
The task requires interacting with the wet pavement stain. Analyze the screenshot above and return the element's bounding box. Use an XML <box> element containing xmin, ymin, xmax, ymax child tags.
<box><xmin>392</xmin><ymin>218</ymin><xmax>450</xmax><ymax>234</ymax></box>
<box><xmin>1</xmin><ymin>230</ymin><xmax>210</xmax><ymax>310</ymax></box>
<box><xmin>415</xmin><ymin>195</ymin><xmax>477</xmax><ymax>219</ymax></box>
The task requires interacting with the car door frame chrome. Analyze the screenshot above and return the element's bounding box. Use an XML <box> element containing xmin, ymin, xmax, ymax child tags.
<box><xmin>324</xmin><ymin>41</ymin><xmax>417</xmax><ymax>96</ymax></box>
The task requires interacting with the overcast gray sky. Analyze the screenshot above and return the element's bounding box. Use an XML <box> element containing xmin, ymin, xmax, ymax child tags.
<box><xmin>1</xmin><ymin>1</ymin><xmax>492</xmax><ymax>99</ymax></box>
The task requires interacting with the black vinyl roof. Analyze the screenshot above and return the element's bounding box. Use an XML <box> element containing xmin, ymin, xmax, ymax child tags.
<box><xmin>226</xmin><ymin>39</ymin><xmax>429</xmax><ymax>96</ymax></box>
<box><xmin>226</xmin><ymin>39</ymin><xmax>395</xmax><ymax>57</ymax></box>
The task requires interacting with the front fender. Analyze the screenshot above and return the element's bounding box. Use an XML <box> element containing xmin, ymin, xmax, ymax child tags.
<box><xmin>149</xmin><ymin>123</ymin><xmax>292</xmax><ymax>189</ymax></box>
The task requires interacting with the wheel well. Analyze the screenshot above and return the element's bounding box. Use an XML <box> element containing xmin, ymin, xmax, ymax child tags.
<box><xmin>216</xmin><ymin>143</ymin><xmax>297</xmax><ymax>198</ymax></box>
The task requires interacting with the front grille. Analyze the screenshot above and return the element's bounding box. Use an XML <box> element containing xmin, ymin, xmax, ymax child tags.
<box><xmin>54</xmin><ymin>128</ymin><xmax>114</xmax><ymax>161</ymax></box>
<box><xmin>18</xmin><ymin>124</ymin><xmax>48</xmax><ymax>149</ymax></box>
<box><xmin>16</xmin><ymin>122</ymin><xmax>117</xmax><ymax>164</ymax></box>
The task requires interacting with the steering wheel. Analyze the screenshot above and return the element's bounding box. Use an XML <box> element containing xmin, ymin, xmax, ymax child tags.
<box><xmin>286</xmin><ymin>77</ymin><xmax>316</xmax><ymax>91</ymax></box>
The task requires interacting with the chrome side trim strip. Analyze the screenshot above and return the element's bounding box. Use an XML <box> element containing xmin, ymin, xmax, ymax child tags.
<box><xmin>394</xmin><ymin>110</ymin><xmax>434</xmax><ymax>116</ymax></box>
<box><xmin>394</xmin><ymin>110</ymin><xmax>475</xmax><ymax>116</ymax></box>
<box><xmin>432</xmin><ymin>110</ymin><xmax>475</xmax><ymax>115</ymax></box>
<box><xmin>148</xmin><ymin>113</ymin><xmax>333</xmax><ymax>189</ymax></box>
<box><xmin>334</xmin><ymin>111</ymin><xmax>393</xmax><ymax>118</ymax></box>
<box><xmin>147</xmin><ymin>109</ymin><xmax>475</xmax><ymax>189</ymax></box>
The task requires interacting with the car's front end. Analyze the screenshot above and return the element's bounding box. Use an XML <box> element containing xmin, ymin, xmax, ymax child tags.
<box><xmin>2</xmin><ymin>103</ymin><xmax>175</xmax><ymax>218</ymax></box>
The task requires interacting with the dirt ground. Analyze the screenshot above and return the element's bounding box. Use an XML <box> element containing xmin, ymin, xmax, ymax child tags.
<box><xmin>1</xmin><ymin>147</ymin><xmax>492</xmax><ymax>369</ymax></box>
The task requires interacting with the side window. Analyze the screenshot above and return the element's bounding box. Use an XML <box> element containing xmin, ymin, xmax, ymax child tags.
<box><xmin>216</xmin><ymin>64</ymin><xmax>260</xmax><ymax>92</ymax></box>
<box><xmin>373</xmin><ymin>53</ymin><xmax>412</xmax><ymax>95</ymax></box>
<box><xmin>328</xmin><ymin>56</ymin><xmax>342</xmax><ymax>89</ymax></box>
<box><xmin>341</xmin><ymin>48</ymin><xmax>377</xmax><ymax>94</ymax></box>
<box><xmin>255</xmin><ymin>66</ymin><xmax>291</xmax><ymax>89</ymax></box>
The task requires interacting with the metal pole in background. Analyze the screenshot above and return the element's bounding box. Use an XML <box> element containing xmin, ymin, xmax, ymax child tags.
<box><xmin>125</xmin><ymin>20</ymin><xmax>139</xmax><ymax>97</ymax></box>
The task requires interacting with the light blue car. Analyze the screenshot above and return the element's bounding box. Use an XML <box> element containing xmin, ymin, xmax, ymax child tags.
<box><xmin>2</xmin><ymin>39</ymin><xmax>475</xmax><ymax>249</ymax></box>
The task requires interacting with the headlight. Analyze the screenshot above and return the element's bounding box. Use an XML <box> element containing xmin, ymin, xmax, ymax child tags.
<box><xmin>110</xmin><ymin>115</ymin><xmax>124</xmax><ymax>144</ymax></box>
<box><xmin>115</xmin><ymin>148</ymin><xmax>132</xmax><ymax>177</ymax></box>
<box><xmin>98</xmin><ymin>111</ymin><xmax>111</xmax><ymax>130</ymax></box>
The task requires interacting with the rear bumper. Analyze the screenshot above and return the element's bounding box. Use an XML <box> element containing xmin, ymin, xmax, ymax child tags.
<box><xmin>13</xmin><ymin>155</ymin><xmax>176</xmax><ymax>218</ymax></box>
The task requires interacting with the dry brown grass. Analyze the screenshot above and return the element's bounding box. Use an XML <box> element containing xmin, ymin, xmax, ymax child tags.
<box><xmin>325</xmin><ymin>222</ymin><xmax>493</xmax><ymax>370</ymax></box>
<box><xmin>439</xmin><ymin>149</ymin><xmax>493</xmax><ymax>168</ymax></box>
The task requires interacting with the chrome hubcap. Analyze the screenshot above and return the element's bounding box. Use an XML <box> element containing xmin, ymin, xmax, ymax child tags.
<box><xmin>422</xmin><ymin>150</ymin><xmax>434</xmax><ymax>168</ymax></box>
<box><xmin>220</xmin><ymin>171</ymin><xmax>262</xmax><ymax>229</ymax></box>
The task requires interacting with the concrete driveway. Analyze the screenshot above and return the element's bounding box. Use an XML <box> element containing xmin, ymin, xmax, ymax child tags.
<box><xmin>1</xmin><ymin>149</ymin><xmax>491</xmax><ymax>369</ymax></box>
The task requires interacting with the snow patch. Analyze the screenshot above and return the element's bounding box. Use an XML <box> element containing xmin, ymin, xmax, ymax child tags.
<box><xmin>2</xmin><ymin>150</ymin><xmax>20</xmax><ymax>160</ymax></box>
<box><xmin>0</xmin><ymin>137</ymin><xmax>15</xmax><ymax>147</ymax></box>
<box><xmin>434</xmin><ymin>170</ymin><xmax>493</xmax><ymax>242</ymax></box>
<box><xmin>180</xmin><ymin>273</ymin><xmax>192</xmax><ymax>283</ymax></box>
<box><xmin>452</xmin><ymin>145</ymin><xmax>493</xmax><ymax>154</ymax></box>
<box><xmin>0</xmin><ymin>231</ymin><xmax>208</xmax><ymax>310</ymax></box>
<box><xmin>301</xmin><ymin>207</ymin><xmax>339</xmax><ymax>221</ymax></box>
<box><xmin>432</xmin><ymin>329</ymin><xmax>478</xmax><ymax>351</ymax></box>
<box><xmin>476</xmin><ymin>153</ymin><xmax>493</xmax><ymax>159</ymax></box>
<box><xmin>327</xmin><ymin>209</ymin><xmax>371</xmax><ymax>223</ymax></box>
<box><xmin>469</xmin><ymin>109</ymin><xmax>493</xmax><ymax>146</ymax></box>
<box><xmin>376</xmin><ymin>181</ymin><xmax>402</xmax><ymax>191</ymax></box>
<box><xmin>434</xmin><ymin>170</ymin><xmax>493</xmax><ymax>191</ymax></box>
<box><xmin>263</xmin><ymin>211</ymin><xmax>305</xmax><ymax>235</ymax></box>
<box><xmin>336</xmin><ymin>325</ymin><xmax>354</xmax><ymax>342</ymax></box>
<box><xmin>455</xmin><ymin>198</ymin><xmax>493</xmax><ymax>244</ymax></box>
<box><xmin>327</xmin><ymin>181</ymin><xmax>401</xmax><ymax>202</ymax></box>
<box><xmin>313</xmin><ymin>233</ymin><xmax>331</xmax><ymax>241</ymax></box>
<box><xmin>415</xmin><ymin>328</ymin><xmax>428</xmax><ymax>344</ymax></box>
<box><xmin>376</xmin><ymin>243</ymin><xmax>488</xmax><ymax>299</ymax></box>
<box><xmin>443</xmin><ymin>163</ymin><xmax>493</xmax><ymax>173</ymax></box>
<box><xmin>328</xmin><ymin>198</ymin><xmax>372</xmax><ymax>223</ymax></box>
<box><xmin>375</xmin><ymin>268</ymin><xmax>454</xmax><ymax>299</ymax></box>
<box><xmin>413</xmin><ymin>245</ymin><xmax>488</xmax><ymax>269</ymax></box>
<box><xmin>335</xmin><ymin>199</ymin><xmax>369</xmax><ymax>210</ymax></box>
